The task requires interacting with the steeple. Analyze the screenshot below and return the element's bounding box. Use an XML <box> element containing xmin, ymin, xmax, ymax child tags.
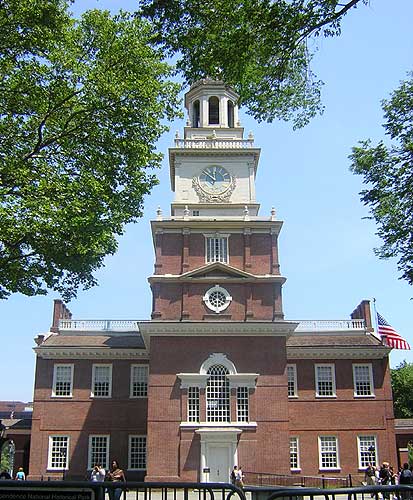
<box><xmin>168</xmin><ymin>79</ymin><xmax>261</xmax><ymax>217</ymax></box>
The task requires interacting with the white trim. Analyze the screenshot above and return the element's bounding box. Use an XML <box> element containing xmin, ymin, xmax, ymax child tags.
<box><xmin>353</xmin><ymin>363</ymin><xmax>375</xmax><ymax>398</ymax></box>
<box><xmin>52</xmin><ymin>363</ymin><xmax>74</xmax><ymax>398</ymax></box>
<box><xmin>318</xmin><ymin>435</ymin><xmax>340</xmax><ymax>470</ymax></box>
<box><xmin>315</xmin><ymin>364</ymin><xmax>336</xmax><ymax>398</ymax></box>
<box><xmin>128</xmin><ymin>435</ymin><xmax>147</xmax><ymax>471</ymax></box>
<box><xmin>203</xmin><ymin>285</ymin><xmax>232</xmax><ymax>313</ymax></box>
<box><xmin>35</xmin><ymin>347</ymin><xmax>148</xmax><ymax>360</ymax></box>
<box><xmin>290</xmin><ymin>436</ymin><xmax>300</xmax><ymax>471</ymax></box>
<box><xmin>227</xmin><ymin>373</ymin><xmax>258</xmax><ymax>389</ymax></box>
<box><xmin>88</xmin><ymin>434</ymin><xmax>110</xmax><ymax>470</ymax></box>
<box><xmin>287</xmin><ymin>364</ymin><xmax>298</xmax><ymax>398</ymax></box>
<box><xmin>91</xmin><ymin>364</ymin><xmax>112</xmax><ymax>398</ymax></box>
<box><xmin>357</xmin><ymin>435</ymin><xmax>377</xmax><ymax>469</ymax></box>
<box><xmin>200</xmin><ymin>353</ymin><xmax>237</xmax><ymax>375</ymax></box>
<box><xmin>47</xmin><ymin>435</ymin><xmax>70</xmax><ymax>470</ymax></box>
<box><xmin>130</xmin><ymin>364</ymin><xmax>149</xmax><ymax>398</ymax></box>
<box><xmin>178</xmin><ymin>374</ymin><xmax>209</xmax><ymax>389</ymax></box>
<box><xmin>181</xmin><ymin>422</ymin><xmax>257</xmax><ymax>428</ymax></box>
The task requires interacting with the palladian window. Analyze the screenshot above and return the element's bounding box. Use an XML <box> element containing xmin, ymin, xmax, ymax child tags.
<box><xmin>206</xmin><ymin>364</ymin><xmax>230</xmax><ymax>422</ymax></box>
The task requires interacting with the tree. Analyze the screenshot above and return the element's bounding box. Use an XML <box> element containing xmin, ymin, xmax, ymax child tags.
<box><xmin>142</xmin><ymin>0</ymin><xmax>367</xmax><ymax>128</ymax></box>
<box><xmin>0</xmin><ymin>0</ymin><xmax>181</xmax><ymax>300</ymax></box>
<box><xmin>391</xmin><ymin>361</ymin><xmax>413</xmax><ymax>419</ymax></box>
<box><xmin>350</xmin><ymin>73</ymin><xmax>413</xmax><ymax>286</ymax></box>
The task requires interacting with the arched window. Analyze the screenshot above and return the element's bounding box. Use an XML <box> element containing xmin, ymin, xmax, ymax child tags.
<box><xmin>227</xmin><ymin>100</ymin><xmax>234</xmax><ymax>128</ymax></box>
<box><xmin>206</xmin><ymin>364</ymin><xmax>230</xmax><ymax>422</ymax></box>
<box><xmin>192</xmin><ymin>100</ymin><xmax>200</xmax><ymax>128</ymax></box>
<box><xmin>208</xmin><ymin>96</ymin><xmax>219</xmax><ymax>125</ymax></box>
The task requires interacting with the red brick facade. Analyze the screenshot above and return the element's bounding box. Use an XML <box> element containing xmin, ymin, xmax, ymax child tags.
<box><xmin>28</xmin><ymin>79</ymin><xmax>397</xmax><ymax>482</ymax></box>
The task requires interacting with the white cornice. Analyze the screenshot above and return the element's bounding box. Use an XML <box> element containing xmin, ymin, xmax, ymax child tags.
<box><xmin>287</xmin><ymin>346</ymin><xmax>391</xmax><ymax>360</ymax></box>
<box><xmin>34</xmin><ymin>347</ymin><xmax>149</xmax><ymax>360</ymax></box>
<box><xmin>148</xmin><ymin>275</ymin><xmax>285</xmax><ymax>284</ymax></box>
<box><xmin>139</xmin><ymin>320</ymin><xmax>297</xmax><ymax>349</ymax></box>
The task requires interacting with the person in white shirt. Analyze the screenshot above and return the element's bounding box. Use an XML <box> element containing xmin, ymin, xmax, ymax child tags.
<box><xmin>90</xmin><ymin>464</ymin><xmax>106</xmax><ymax>482</ymax></box>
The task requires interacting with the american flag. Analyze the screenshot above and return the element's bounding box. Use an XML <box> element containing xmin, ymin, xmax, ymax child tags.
<box><xmin>377</xmin><ymin>312</ymin><xmax>410</xmax><ymax>350</ymax></box>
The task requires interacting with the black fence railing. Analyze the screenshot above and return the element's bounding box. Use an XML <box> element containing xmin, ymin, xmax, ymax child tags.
<box><xmin>243</xmin><ymin>471</ymin><xmax>350</xmax><ymax>488</ymax></box>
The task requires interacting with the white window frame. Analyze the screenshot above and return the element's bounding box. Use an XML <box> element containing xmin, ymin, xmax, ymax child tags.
<box><xmin>47</xmin><ymin>435</ymin><xmax>70</xmax><ymax>470</ymax></box>
<box><xmin>287</xmin><ymin>364</ymin><xmax>298</xmax><ymax>398</ymax></box>
<box><xmin>187</xmin><ymin>386</ymin><xmax>200</xmax><ymax>423</ymax></box>
<box><xmin>318</xmin><ymin>436</ymin><xmax>340</xmax><ymax>470</ymax></box>
<box><xmin>236</xmin><ymin>386</ymin><xmax>249</xmax><ymax>422</ymax></box>
<box><xmin>88</xmin><ymin>435</ymin><xmax>110</xmax><ymax>470</ymax></box>
<box><xmin>353</xmin><ymin>364</ymin><xmax>375</xmax><ymax>398</ymax></box>
<box><xmin>357</xmin><ymin>435</ymin><xmax>378</xmax><ymax>469</ymax></box>
<box><xmin>315</xmin><ymin>364</ymin><xmax>336</xmax><ymax>398</ymax></box>
<box><xmin>91</xmin><ymin>364</ymin><xmax>112</xmax><ymax>398</ymax></box>
<box><xmin>52</xmin><ymin>364</ymin><xmax>74</xmax><ymax>398</ymax></box>
<box><xmin>128</xmin><ymin>435</ymin><xmax>147</xmax><ymax>470</ymax></box>
<box><xmin>130</xmin><ymin>364</ymin><xmax>149</xmax><ymax>398</ymax></box>
<box><xmin>205</xmin><ymin>235</ymin><xmax>229</xmax><ymax>264</ymax></box>
<box><xmin>290</xmin><ymin>437</ymin><xmax>300</xmax><ymax>471</ymax></box>
<box><xmin>203</xmin><ymin>285</ymin><xmax>232</xmax><ymax>313</ymax></box>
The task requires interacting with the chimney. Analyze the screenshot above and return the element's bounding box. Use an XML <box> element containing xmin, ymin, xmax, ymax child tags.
<box><xmin>351</xmin><ymin>299</ymin><xmax>374</xmax><ymax>332</ymax></box>
<box><xmin>50</xmin><ymin>299</ymin><xmax>72</xmax><ymax>333</ymax></box>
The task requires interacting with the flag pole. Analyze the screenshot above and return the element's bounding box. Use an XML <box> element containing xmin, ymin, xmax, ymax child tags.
<box><xmin>371</xmin><ymin>298</ymin><xmax>381</xmax><ymax>341</ymax></box>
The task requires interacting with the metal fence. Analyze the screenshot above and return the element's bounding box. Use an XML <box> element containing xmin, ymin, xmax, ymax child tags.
<box><xmin>243</xmin><ymin>472</ymin><xmax>350</xmax><ymax>488</ymax></box>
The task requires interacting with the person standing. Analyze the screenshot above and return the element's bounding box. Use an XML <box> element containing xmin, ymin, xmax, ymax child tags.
<box><xmin>107</xmin><ymin>460</ymin><xmax>126</xmax><ymax>500</ymax></box>
<box><xmin>90</xmin><ymin>463</ymin><xmax>105</xmax><ymax>482</ymax></box>
<box><xmin>230</xmin><ymin>466</ymin><xmax>238</xmax><ymax>485</ymax></box>
<box><xmin>399</xmin><ymin>463</ymin><xmax>412</xmax><ymax>500</ymax></box>
<box><xmin>235</xmin><ymin>466</ymin><xmax>244</xmax><ymax>489</ymax></box>
<box><xmin>15</xmin><ymin>468</ymin><xmax>25</xmax><ymax>480</ymax></box>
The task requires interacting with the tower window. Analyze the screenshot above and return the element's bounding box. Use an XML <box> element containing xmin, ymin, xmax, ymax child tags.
<box><xmin>227</xmin><ymin>100</ymin><xmax>234</xmax><ymax>128</ymax></box>
<box><xmin>193</xmin><ymin>100</ymin><xmax>200</xmax><ymax>128</ymax></box>
<box><xmin>206</xmin><ymin>236</ymin><xmax>228</xmax><ymax>263</ymax></box>
<box><xmin>208</xmin><ymin>96</ymin><xmax>219</xmax><ymax>125</ymax></box>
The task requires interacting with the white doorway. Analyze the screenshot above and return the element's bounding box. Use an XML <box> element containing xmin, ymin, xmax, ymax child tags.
<box><xmin>208</xmin><ymin>445</ymin><xmax>230</xmax><ymax>482</ymax></box>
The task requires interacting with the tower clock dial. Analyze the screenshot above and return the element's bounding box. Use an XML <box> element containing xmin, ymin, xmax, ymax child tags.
<box><xmin>199</xmin><ymin>166</ymin><xmax>232</xmax><ymax>195</ymax></box>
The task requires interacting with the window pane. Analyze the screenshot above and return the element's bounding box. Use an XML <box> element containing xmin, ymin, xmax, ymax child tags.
<box><xmin>237</xmin><ymin>387</ymin><xmax>249</xmax><ymax>422</ymax></box>
<box><xmin>290</xmin><ymin>437</ymin><xmax>299</xmax><ymax>469</ymax></box>
<box><xmin>130</xmin><ymin>436</ymin><xmax>147</xmax><ymax>469</ymax></box>
<box><xmin>358</xmin><ymin>436</ymin><xmax>377</xmax><ymax>468</ymax></box>
<box><xmin>209</xmin><ymin>96</ymin><xmax>219</xmax><ymax>124</ymax></box>
<box><xmin>287</xmin><ymin>365</ymin><xmax>297</xmax><ymax>397</ymax></box>
<box><xmin>188</xmin><ymin>387</ymin><xmax>200</xmax><ymax>423</ymax></box>
<box><xmin>206</xmin><ymin>237</ymin><xmax>228</xmax><ymax>263</ymax></box>
<box><xmin>319</xmin><ymin>436</ymin><xmax>338</xmax><ymax>469</ymax></box>
<box><xmin>89</xmin><ymin>436</ymin><xmax>109</xmax><ymax>469</ymax></box>
<box><xmin>54</xmin><ymin>365</ymin><xmax>72</xmax><ymax>397</ymax></box>
<box><xmin>354</xmin><ymin>365</ymin><xmax>373</xmax><ymax>396</ymax></box>
<box><xmin>131</xmin><ymin>365</ymin><xmax>148</xmax><ymax>397</ymax></box>
<box><xmin>49</xmin><ymin>436</ymin><xmax>69</xmax><ymax>469</ymax></box>
<box><xmin>316</xmin><ymin>365</ymin><xmax>334</xmax><ymax>396</ymax></box>
<box><xmin>206</xmin><ymin>365</ymin><xmax>230</xmax><ymax>422</ymax></box>
<box><xmin>93</xmin><ymin>365</ymin><xmax>111</xmax><ymax>397</ymax></box>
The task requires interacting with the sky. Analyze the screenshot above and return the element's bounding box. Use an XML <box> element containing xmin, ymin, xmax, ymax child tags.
<box><xmin>1</xmin><ymin>0</ymin><xmax>412</xmax><ymax>402</ymax></box>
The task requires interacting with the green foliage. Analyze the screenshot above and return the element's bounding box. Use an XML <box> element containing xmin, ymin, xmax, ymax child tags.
<box><xmin>0</xmin><ymin>0</ymin><xmax>181</xmax><ymax>300</ymax></box>
<box><xmin>391</xmin><ymin>361</ymin><xmax>413</xmax><ymax>418</ymax></box>
<box><xmin>142</xmin><ymin>0</ymin><xmax>367</xmax><ymax>128</ymax></box>
<box><xmin>0</xmin><ymin>443</ymin><xmax>11</xmax><ymax>473</ymax></box>
<box><xmin>350</xmin><ymin>72</ymin><xmax>413</xmax><ymax>286</ymax></box>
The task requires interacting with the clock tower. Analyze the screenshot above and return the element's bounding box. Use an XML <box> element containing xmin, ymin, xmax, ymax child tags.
<box><xmin>141</xmin><ymin>79</ymin><xmax>297</xmax><ymax>482</ymax></box>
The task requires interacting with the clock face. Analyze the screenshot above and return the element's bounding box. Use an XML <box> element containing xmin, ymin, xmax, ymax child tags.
<box><xmin>199</xmin><ymin>166</ymin><xmax>232</xmax><ymax>195</ymax></box>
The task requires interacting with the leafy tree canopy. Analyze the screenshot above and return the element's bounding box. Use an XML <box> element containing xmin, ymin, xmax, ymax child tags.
<box><xmin>350</xmin><ymin>73</ymin><xmax>413</xmax><ymax>286</ymax></box>
<box><xmin>142</xmin><ymin>0</ymin><xmax>367</xmax><ymax>128</ymax></box>
<box><xmin>0</xmin><ymin>0</ymin><xmax>181</xmax><ymax>300</ymax></box>
<box><xmin>391</xmin><ymin>361</ymin><xmax>413</xmax><ymax>419</ymax></box>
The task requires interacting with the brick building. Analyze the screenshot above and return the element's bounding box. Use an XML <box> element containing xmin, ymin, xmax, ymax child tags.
<box><xmin>28</xmin><ymin>79</ymin><xmax>397</xmax><ymax>481</ymax></box>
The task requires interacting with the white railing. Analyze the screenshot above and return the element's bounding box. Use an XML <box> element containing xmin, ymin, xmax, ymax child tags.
<box><xmin>59</xmin><ymin>319</ymin><xmax>139</xmax><ymax>331</ymax></box>
<box><xmin>174</xmin><ymin>138</ymin><xmax>254</xmax><ymax>149</ymax></box>
<box><xmin>295</xmin><ymin>319</ymin><xmax>365</xmax><ymax>331</ymax></box>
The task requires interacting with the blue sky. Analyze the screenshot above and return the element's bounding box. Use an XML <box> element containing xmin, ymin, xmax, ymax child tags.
<box><xmin>1</xmin><ymin>0</ymin><xmax>412</xmax><ymax>402</ymax></box>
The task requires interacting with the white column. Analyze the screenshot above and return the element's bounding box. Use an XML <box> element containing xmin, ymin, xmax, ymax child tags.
<box><xmin>201</xmin><ymin>96</ymin><xmax>209</xmax><ymax>127</ymax></box>
<box><xmin>221</xmin><ymin>96</ymin><xmax>228</xmax><ymax>127</ymax></box>
<box><xmin>248</xmin><ymin>164</ymin><xmax>256</xmax><ymax>202</ymax></box>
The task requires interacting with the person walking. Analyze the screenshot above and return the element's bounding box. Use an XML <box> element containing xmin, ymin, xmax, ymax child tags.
<box><xmin>399</xmin><ymin>463</ymin><xmax>412</xmax><ymax>500</ymax></box>
<box><xmin>235</xmin><ymin>466</ymin><xmax>244</xmax><ymax>489</ymax></box>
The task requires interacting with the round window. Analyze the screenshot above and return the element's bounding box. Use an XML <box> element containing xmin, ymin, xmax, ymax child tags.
<box><xmin>203</xmin><ymin>285</ymin><xmax>232</xmax><ymax>313</ymax></box>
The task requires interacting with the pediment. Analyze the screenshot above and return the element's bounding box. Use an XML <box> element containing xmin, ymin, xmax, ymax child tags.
<box><xmin>180</xmin><ymin>262</ymin><xmax>257</xmax><ymax>280</ymax></box>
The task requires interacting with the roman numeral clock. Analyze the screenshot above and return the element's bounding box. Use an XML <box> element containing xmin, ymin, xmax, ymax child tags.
<box><xmin>192</xmin><ymin>165</ymin><xmax>236</xmax><ymax>202</ymax></box>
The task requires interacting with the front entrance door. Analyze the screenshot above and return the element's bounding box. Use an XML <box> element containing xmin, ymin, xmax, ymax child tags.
<box><xmin>207</xmin><ymin>445</ymin><xmax>230</xmax><ymax>483</ymax></box>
